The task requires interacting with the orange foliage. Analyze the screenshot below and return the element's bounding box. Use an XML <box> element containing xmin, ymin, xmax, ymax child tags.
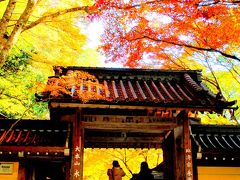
<box><xmin>41</xmin><ymin>71</ymin><xmax>110</xmax><ymax>103</ymax></box>
<box><xmin>92</xmin><ymin>0</ymin><xmax>240</xmax><ymax>68</ymax></box>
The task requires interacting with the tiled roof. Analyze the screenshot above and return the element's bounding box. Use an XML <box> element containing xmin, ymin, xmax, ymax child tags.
<box><xmin>191</xmin><ymin>124</ymin><xmax>240</xmax><ymax>164</ymax></box>
<box><xmin>0</xmin><ymin>120</ymin><xmax>70</xmax><ymax>157</ymax></box>
<box><xmin>36</xmin><ymin>66</ymin><xmax>236</xmax><ymax>112</ymax></box>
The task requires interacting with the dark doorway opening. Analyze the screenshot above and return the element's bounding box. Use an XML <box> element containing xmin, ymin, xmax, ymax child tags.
<box><xmin>27</xmin><ymin>161</ymin><xmax>66</xmax><ymax>180</ymax></box>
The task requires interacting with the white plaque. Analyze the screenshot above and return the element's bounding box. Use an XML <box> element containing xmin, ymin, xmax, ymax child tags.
<box><xmin>0</xmin><ymin>163</ymin><xmax>13</xmax><ymax>174</ymax></box>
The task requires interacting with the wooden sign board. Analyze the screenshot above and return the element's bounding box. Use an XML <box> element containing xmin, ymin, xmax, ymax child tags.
<box><xmin>0</xmin><ymin>163</ymin><xmax>13</xmax><ymax>174</ymax></box>
<box><xmin>82</xmin><ymin>115</ymin><xmax>177</xmax><ymax>124</ymax></box>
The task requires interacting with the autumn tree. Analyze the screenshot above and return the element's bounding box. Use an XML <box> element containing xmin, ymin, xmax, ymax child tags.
<box><xmin>91</xmin><ymin>0</ymin><xmax>240</xmax><ymax>121</ymax></box>
<box><xmin>94</xmin><ymin>0</ymin><xmax>240</xmax><ymax>75</ymax></box>
<box><xmin>0</xmin><ymin>0</ymin><xmax>110</xmax><ymax>119</ymax></box>
<box><xmin>95</xmin><ymin>0</ymin><xmax>240</xmax><ymax>67</ymax></box>
<box><xmin>37</xmin><ymin>69</ymin><xmax>109</xmax><ymax>103</ymax></box>
<box><xmin>0</xmin><ymin>49</ymin><xmax>49</xmax><ymax>118</ymax></box>
<box><xmin>2</xmin><ymin>0</ymin><xmax>239</xmax><ymax>80</ymax></box>
<box><xmin>83</xmin><ymin>148</ymin><xmax>163</xmax><ymax>180</ymax></box>
<box><xmin>0</xmin><ymin>0</ymin><xmax>98</xmax><ymax>67</ymax></box>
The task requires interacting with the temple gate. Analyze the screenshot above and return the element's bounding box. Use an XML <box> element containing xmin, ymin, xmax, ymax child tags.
<box><xmin>0</xmin><ymin>66</ymin><xmax>237</xmax><ymax>180</ymax></box>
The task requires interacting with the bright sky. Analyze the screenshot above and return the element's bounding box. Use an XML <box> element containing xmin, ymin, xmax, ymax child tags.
<box><xmin>80</xmin><ymin>12</ymin><xmax>174</xmax><ymax>68</ymax></box>
<box><xmin>80</xmin><ymin>19</ymin><xmax>124</xmax><ymax>68</ymax></box>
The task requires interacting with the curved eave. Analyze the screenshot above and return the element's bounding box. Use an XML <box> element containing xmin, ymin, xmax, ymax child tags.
<box><xmin>48</xmin><ymin>99</ymin><xmax>236</xmax><ymax>113</ymax></box>
<box><xmin>191</xmin><ymin>124</ymin><xmax>240</xmax><ymax>164</ymax></box>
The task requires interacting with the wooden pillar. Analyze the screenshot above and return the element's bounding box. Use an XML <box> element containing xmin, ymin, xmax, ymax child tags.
<box><xmin>18</xmin><ymin>162</ymin><xmax>26</xmax><ymax>180</ymax></box>
<box><xmin>173</xmin><ymin>119</ymin><xmax>185</xmax><ymax>180</ymax></box>
<box><xmin>174</xmin><ymin>111</ymin><xmax>194</xmax><ymax>180</ymax></box>
<box><xmin>71</xmin><ymin>108</ymin><xmax>84</xmax><ymax>180</ymax></box>
<box><xmin>162</xmin><ymin>131</ymin><xmax>175</xmax><ymax>180</ymax></box>
<box><xmin>65</xmin><ymin>161</ymin><xmax>71</xmax><ymax>180</ymax></box>
<box><xmin>192</xmin><ymin>144</ymin><xmax>199</xmax><ymax>180</ymax></box>
<box><xmin>183</xmin><ymin>111</ymin><xmax>193</xmax><ymax>180</ymax></box>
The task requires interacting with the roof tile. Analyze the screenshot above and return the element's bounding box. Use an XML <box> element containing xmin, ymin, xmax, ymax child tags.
<box><xmin>36</xmin><ymin>67</ymin><xmax>236</xmax><ymax>112</ymax></box>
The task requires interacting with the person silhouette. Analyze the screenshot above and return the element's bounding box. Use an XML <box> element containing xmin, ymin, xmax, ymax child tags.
<box><xmin>107</xmin><ymin>160</ymin><xmax>126</xmax><ymax>180</ymax></box>
<box><xmin>135</xmin><ymin>162</ymin><xmax>154</xmax><ymax>180</ymax></box>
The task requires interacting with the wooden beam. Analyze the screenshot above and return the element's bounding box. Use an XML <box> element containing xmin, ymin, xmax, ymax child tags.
<box><xmin>0</xmin><ymin>146</ymin><xmax>66</xmax><ymax>155</ymax></box>
<box><xmin>82</xmin><ymin>122</ymin><xmax>177</xmax><ymax>133</ymax></box>
<box><xmin>0</xmin><ymin>146</ymin><xmax>66</xmax><ymax>153</ymax></box>
<box><xmin>84</xmin><ymin>142</ymin><xmax>162</xmax><ymax>149</ymax></box>
<box><xmin>85</xmin><ymin>136</ymin><xmax>164</xmax><ymax>143</ymax></box>
<box><xmin>50</xmin><ymin>102</ymin><xmax>218</xmax><ymax>111</ymax></box>
<box><xmin>83</xmin><ymin>114</ymin><xmax>178</xmax><ymax>123</ymax></box>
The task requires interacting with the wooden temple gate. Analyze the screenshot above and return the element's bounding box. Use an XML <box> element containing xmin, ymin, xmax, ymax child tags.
<box><xmin>0</xmin><ymin>66</ymin><xmax>237</xmax><ymax>180</ymax></box>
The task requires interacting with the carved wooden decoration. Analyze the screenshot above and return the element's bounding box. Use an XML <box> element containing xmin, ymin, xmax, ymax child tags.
<box><xmin>183</xmin><ymin>112</ymin><xmax>193</xmax><ymax>180</ymax></box>
<box><xmin>71</xmin><ymin>109</ymin><xmax>84</xmax><ymax>180</ymax></box>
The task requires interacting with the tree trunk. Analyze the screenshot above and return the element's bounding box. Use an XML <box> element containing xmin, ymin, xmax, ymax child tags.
<box><xmin>0</xmin><ymin>0</ymin><xmax>17</xmax><ymax>51</ymax></box>
<box><xmin>0</xmin><ymin>0</ymin><xmax>93</xmax><ymax>67</ymax></box>
<box><xmin>0</xmin><ymin>0</ymin><xmax>37</xmax><ymax>67</ymax></box>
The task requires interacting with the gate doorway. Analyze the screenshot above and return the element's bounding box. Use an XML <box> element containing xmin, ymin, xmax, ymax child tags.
<box><xmin>34</xmin><ymin>161</ymin><xmax>66</xmax><ymax>180</ymax></box>
<box><xmin>83</xmin><ymin>148</ymin><xmax>164</xmax><ymax>180</ymax></box>
<box><xmin>20</xmin><ymin>160</ymin><xmax>66</xmax><ymax>180</ymax></box>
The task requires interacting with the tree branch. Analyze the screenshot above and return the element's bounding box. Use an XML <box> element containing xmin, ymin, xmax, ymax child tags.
<box><xmin>1</xmin><ymin>93</ymin><xmax>28</xmax><ymax>107</ymax></box>
<box><xmin>204</xmin><ymin>55</ymin><xmax>222</xmax><ymax>93</ymax></box>
<box><xmin>23</xmin><ymin>6</ymin><xmax>90</xmax><ymax>31</ymax></box>
<box><xmin>139</xmin><ymin>34</ymin><xmax>240</xmax><ymax>62</ymax></box>
<box><xmin>197</xmin><ymin>0</ymin><xmax>240</xmax><ymax>6</ymax></box>
<box><xmin>109</xmin><ymin>0</ymin><xmax>162</xmax><ymax>10</ymax></box>
<box><xmin>0</xmin><ymin>0</ymin><xmax>37</xmax><ymax>67</ymax></box>
<box><xmin>0</xmin><ymin>102</ymin><xmax>36</xmax><ymax>144</ymax></box>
